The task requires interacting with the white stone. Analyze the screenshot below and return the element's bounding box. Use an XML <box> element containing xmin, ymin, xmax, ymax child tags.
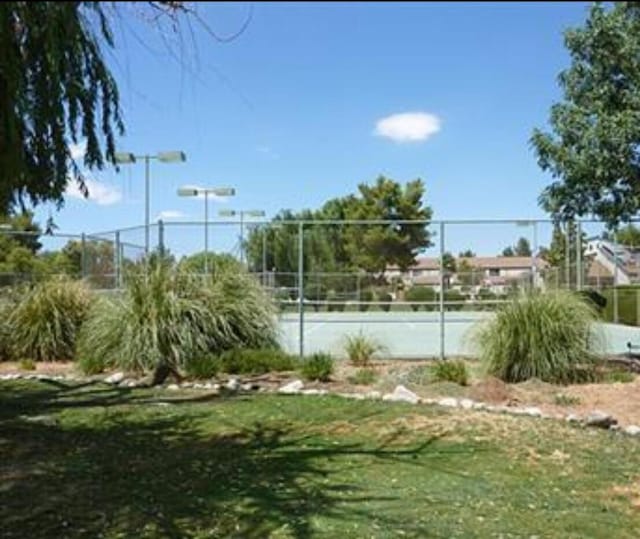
<box><xmin>472</xmin><ymin>402</ymin><xmax>487</xmax><ymax>410</ymax></box>
<box><xmin>422</xmin><ymin>398</ymin><xmax>438</xmax><ymax>405</ymax></box>
<box><xmin>125</xmin><ymin>380</ymin><xmax>138</xmax><ymax>388</ymax></box>
<box><xmin>624</xmin><ymin>425</ymin><xmax>640</xmax><ymax>436</ymax></box>
<box><xmin>523</xmin><ymin>407</ymin><xmax>542</xmax><ymax>417</ymax></box>
<box><xmin>437</xmin><ymin>397</ymin><xmax>458</xmax><ymax>408</ymax></box>
<box><xmin>278</xmin><ymin>379</ymin><xmax>304</xmax><ymax>394</ymax></box>
<box><xmin>167</xmin><ymin>384</ymin><xmax>179</xmax><ymax>391</ymax></box>
<box><xmin>340</xmin><ymin>392</ymin><xmax>365</xmax><ymax>400</ymax></box>
<box><xmin>565</xmin><ymin>414</ymin><xmax>580</xmax><ymax>423</ymax></box>
<box><xmin>365</xmin><ymin>391</ymin><xmax>382</xmax><ymax>400</ymax></box>
<box><xmin>382</xmin><ymin>385</ymin><xmax>420</xmax><ymax>404</ymax></box>
<box><xmin>299</xmin><ymin>388</ymin><xmax>327</xmax><ymax>396</ymax></box>
<box><xmin>225</xmin><ymin>378</ymin><xmax>241</xmax><ymax>391</ymax></box>
<box><xmin>241</xmin><ymin>383</ymin><xmax>254</xmax><ymax>392</ymax></box>
<box><xmin>459</xmin><ymin>398</ymin><xmax>474</xmax><ymax>410</ymax></box>
<box><xmin>585</xmin><ymin>410</ymin><xmax>617</xmax><ymax>429</ymax></box>
<box><xmin>104</xmin><ymin>372</ymin><xmax>125</xmax><ymax>384</ymax></box>
<box><xmin>180</xmin><ymin>382</ymin><xmax>193</xmax><ymax>389</ymax></box>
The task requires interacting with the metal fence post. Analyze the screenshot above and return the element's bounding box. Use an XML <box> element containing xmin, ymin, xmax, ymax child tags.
<box><xmin>115</xmin><ymin>231</ymin><xmax>121</xmax><ymax>289</ymax></box>
<box><xmin>298</xmin><ymin>222</ymin><xmax>305</xmax><ymax>359</ymax></box>
<box><xmin>81</xmin><ymin>233</ymin><xmax>87</xmax><ymax>280</ymax></box>
<box><xmin>614</xmin><ymin>228</ymin><xmax>619</xmax><ymax>324</ymax></box>
<box><xmin>576</xmin><ymin>221</ymin><xmax>582</xmax><ymax>291</ymax></box>
<box><xmin>158</xmin><ymin>219</ymin><xmax>165</xmax><ymax>257</ymax></box>
<box><xmin>439</xmin><ymin>221</ymin><xmax>445</xmax><ymax>361</ymax></box>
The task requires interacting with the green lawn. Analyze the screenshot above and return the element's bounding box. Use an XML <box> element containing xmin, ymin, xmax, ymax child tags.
<box><xmin>1</xmin><ymin>380</ymin><xmax>640</xmax><ymax>538</ymax></box>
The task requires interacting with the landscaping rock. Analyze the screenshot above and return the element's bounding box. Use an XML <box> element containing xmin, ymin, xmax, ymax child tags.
<box><xmin>472</xmin><ymin>402</ymin><xmax>487</xmax><ymax>410</ymax></box>
<box><xmin>167</xmin><ymin>384</ymin><xmax>180</xmax><ymax>391</ymax></box>
<box><xmin>459</xmin><ymin>398</ymin><xmax>474</xmax><ymax>410</ymax></box>
<box><xmin>565</xmin><ymin>414</ymin><xmax>580</xmax><ymax>423</ymax></box>
<box><xmin>585</xmin><ymin>410</ymin><xmax>617</xmax><ymax>429</ymax></box>
<box><xmin>225</xmin><ymin>378</ymin><xmax>241</xmax><ymax>392</ymax></box>
<box><xmin>382</xmin><ymin>385</ymin><xmax>420</xmax><ymax>404</ymax></box>
<box><xmin>437</xmin><ymin>397</ymin><xmax>458</xmax><ymax>408</ymax></box>
<box><xmin>300</xmin><ymin>388</ymin><xmax>328</xmax><ymax>396</ymax></box>
<box><xmin>104</xmin><ymin>372</ymin><xmax>124</xmax><ymax>384</ymax></box>
<box><xmin>21</xmin><ymin>414</ymin><xmax>58</xmax><ymax>427</ymax></box>
<box><xmin>365</xmin><ymin>391</ymin><xmax>382</xmax><ymax>400</ymax></box>
<box><xmin>181</xmin><ymin>382</ymin><xmax>194</xmax><ymax>389</ymax></box>
<box><xmin>0</xmin><ymin>373</ymin><xmax>21</xmax><ymax>380</ymax></box>
<box><xmin>523</xmin><ymin>406</ymin><xmax>542</xmax><ymax>418</ymax></box>
<box><xmin>278</xmin><ymin>379</ymin><xmax>304</xmax><ymax>394</ymax></box>
<box><xmin>241</xmin><ymin>383</ymin><xmax>256</xmax><ymax>392</ymax></box>
<box><xmin>624</xmin><ymin>425</ymin><xmax>640</xmax><ymax>436</ymax></box>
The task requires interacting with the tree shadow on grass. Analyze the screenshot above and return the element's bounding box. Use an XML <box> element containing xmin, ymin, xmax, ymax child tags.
<box><xmin>0</xmin><ymin>383</ymin><xmax>480</xmax><ymax>538</ymax></box>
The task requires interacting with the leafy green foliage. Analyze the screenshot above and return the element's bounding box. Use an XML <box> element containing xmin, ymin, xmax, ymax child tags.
<box><xmin>501</xmin><ymin>237</ymin><xmax>532</xmax><ymax>257</ymax></box>
<box><xmin>178</xmin><ymin>252</ymin><xmax>242</xmax><ymax>275</ymax></box>
<box><xmin>300</xmin><ymin>352</ymin><xmax>334</xmax><ymax>382</ymax></box>
<box><xmin>441</xmin><ymin>252</ymin><xmax>456</xmax><ymax>273</ymax></box>
<box><xmin>244</xmin><ymin>176</ymin><xmax>433</xmax><ymax>284</ymax></box>
<box><xmin>377</xmin><ymin>291</ymin><xmax>393</xmax><ymax>312</ymax></box>
<box><xmin>358</xmin><ymin>288</ymin><xmax>374</xmax><ymax>312</ymax></box>
<box><xmin>347</xmin><ymin>368</ymin><xmax>377</xmax><ymax>385</ymax></box>
<box><xmin>77</xmin><ymin>261</ymin><xmax>278</xmax><ymax>374</ymax></box>
<box><xmin>601</xmin><ymin>369</ymin><xmax>635</xmax><ymax>384</ymax></box>
<box><xmin>476</xmin><ymin>290</ymin><xmax>600</xmax><ymax>384</ymax></box>
<box><xmin>603</xmin><ymin>286</ymin><xmax>640</xmax><ymax>325</ymax></box>
<box><xmin>531</xmin><ymin>3</ymin><xmax>640</xmax><ymax>225</ymax></box>
<box><xmin>18</xmin><ymin>358</ymin><xmax>36</xmax><ymax>371</ymax></box>
<box><xmin>554</xmin><ymin>393</ymin><xmax>581</xmax><ymax>406</ymax></box>
<box><xmin>444</xmin><ymin>289</ymin><xmax>465</xmax><ymax>311</ymax></box>
<box><xmin>344</xmin><ymin>332</ymin><xmax>385</xmax><ymax>366</ymax></box>
<box><xmin>10</xmin><ymin>278</ymin><xmax>91</xmax><ymax>361</ymax></box>
<box><xmin>405</xmin><ymin>286</ymin><xmax>437</xmax><ymax>311</ymax></box>
<box><xmin>216</xmin><ymin>348</ymin><xmax>295</xmax><ymax>375</ymax></box>
<box><xmin>0</xmin><ymin>2</ymin><xmax>123</xmax><ymax>212</ymax></box>
<box><xmin>430</xmin><ymin>360</ymin><xmax>469</xmax><ymax>386</ymax></box>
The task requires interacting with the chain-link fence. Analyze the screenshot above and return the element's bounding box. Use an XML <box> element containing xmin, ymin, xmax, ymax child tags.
<box><xmin>4</xmin><ymin>218</ymin><xmax>640</xmax><ymax>358</ymax></box>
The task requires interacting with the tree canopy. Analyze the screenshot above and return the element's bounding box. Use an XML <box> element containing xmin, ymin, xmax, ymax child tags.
<box><xmin>244</xmin><ymin>176</ymin><xmax>433</xmax><ymax>288</ymax></box>
<box><xmin>531</xmin><ymin>3</ymin><xmax>640</xmax><ymax>226</ymax></box>
<box><xmin>501</xmin><ymin>237</ymin><xmax>532</xmax><ymax>257</ymax></box>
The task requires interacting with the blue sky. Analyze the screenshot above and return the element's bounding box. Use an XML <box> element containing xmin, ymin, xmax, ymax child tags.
<box><xmin>43</xmin><ymin>1</ymin><xmax>596</xmax><ymax>257</ymax></box>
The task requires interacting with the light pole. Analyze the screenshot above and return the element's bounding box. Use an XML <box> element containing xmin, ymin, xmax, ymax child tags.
<box><xmin>177</xmin><ymin>186</ymin><xmax>236</xmax><ymax>274</ymax></box>
<box><xmin>219</xmin><ymin>209</ymin><xmax>266</xmax><ymax>265</ymax></box>
<box><xmin>115</xmin><ymin>150</ymin><xmax>186</xmax><ymax>254</ymax></box>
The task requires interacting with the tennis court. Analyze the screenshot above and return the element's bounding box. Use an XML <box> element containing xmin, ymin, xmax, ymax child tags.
<box><xmin>279</xmin><ymin>311</ymin><xmax>640</xmax><ymax>359</ymax></box>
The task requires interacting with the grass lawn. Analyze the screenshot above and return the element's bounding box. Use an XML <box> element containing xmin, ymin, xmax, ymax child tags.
<box><xmin>1</xmin><ymin>381</ymin><xmax>640</xmax><ymax>538</ymax></box>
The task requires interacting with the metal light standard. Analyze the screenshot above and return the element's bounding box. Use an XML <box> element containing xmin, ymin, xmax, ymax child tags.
<box><xmin>218</xmin><ymin>209</ymin><xmax>266</xmax><ymax>265</ymax></box>
<box><xmin>177</xmin><ymin>186</ymin><xmax>236</xmax><ymax>274</ymax></box>
<box><xmin>115</xmin><ymin>150</ymin><xmax>186</xmax><ymax>254</ymax></box>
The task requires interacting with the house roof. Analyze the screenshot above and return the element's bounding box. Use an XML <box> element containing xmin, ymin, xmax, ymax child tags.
<box><xmin>388</xmin><ymin>256</ymin><xmax>548</xmax><ymax>272</ymax></box>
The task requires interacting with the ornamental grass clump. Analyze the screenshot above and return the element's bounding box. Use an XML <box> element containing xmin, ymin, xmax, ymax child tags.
<box><xmin>77</xmin><ymin>260</ymin><xmax>278</xmax><ymax>379</ymax></box>
<box><xmin>10</xmin><ymin>277</ymin><xmax>91</xmax><ymax>361</ymax></box>
<box><xmin>475</xmin><ymin>290</ymin><xmax>601</xmax><ymax>384</ymax></box>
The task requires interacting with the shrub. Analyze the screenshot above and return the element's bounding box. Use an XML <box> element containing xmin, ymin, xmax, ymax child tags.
<box><xmin>326</xmin><ymin>290</ymin><xmax>345</xmax><ymax>312</ymax></box>
<box><xmin>430</xmin><ymin>359</ymin><xmax>469</xmax><ymax>386</ymax></box>
<box><xmin>10</xmin><ymin>277</ymin><xmax>91</xmax><ymax>361</ymax></box>
<box><xmin>300</xmin><ymin>352</ymin><xmax>334</xmax><ymax>382</ymax></box>
<box><xmin>77</xmin><ymin>261</ymin><xmax>278</xmax><ymax>377</ymax></box>
<box><xmin>77</xmin><ymin>353</ymin><xmax>107</xmax><ymax>375</ymax></box>
<box><xmin>216</xmin><ymin>348</ymin><xmax>295</xmax><ymax>375</ymax></box>
<box><xmin>348</xmin><ymin>368</ymin><xmax>377</xmax><ymax>385</ymax></box>
<box><xmin>554</xmin><ymin>393</ymin><xmax>581</xmax><ymax>406</ymax></box>
<box><xmin>0</xmin><ymin>290</ymin><xmax>18</xmax><ymax>361</ymax></box>
<box><xmin>377</xmin><ymin>291</ymin><xmax>393</xmax><ymax>312</ymax></box>
<box><xmin>185</xmin><ymin>354</ymin><xmax>221</xmax><ymax>379</ymax></box>
<box><xmin>405</xmin><ymin>286</ymin><xmax>437</xmax><ymax>312</ymax></box>
<box><xmin>601</xmin><ymin>369</ymin><xmax>635</xmax><ymax>384</ymax></box>
<box><xmin>18</xmin><ymin>358</ymin><xmax>36</xmax><ymax>371</ymax></box>
<box><xmin>358</xmin><ymin>288</ymin><xmax>374</xmax><ymax>312</ymax></box>
<box><xmin>445</xmin><ymin>289</ymin><xmax>465</xmax><ymax>311</ymax></box>
<box><xmin>344</xmin><ymin>332</ymin><xmax>385</xmax><ymax>366</ymax></box>
<box><xmin>475</xmin><ymin>290</ymin><xmax>600</xmax><ymax>384</ymax></box>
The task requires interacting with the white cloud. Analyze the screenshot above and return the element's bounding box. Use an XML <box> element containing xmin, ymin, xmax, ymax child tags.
<box><xmin>374</xmin><ymin>112</ymin><xmax>441</xmax><ymax>143</ymax></box>
<box><xmin>69</xmin><ymin>140</ymin><xmax>87</xmax><ymax>160</ymax></box>
<box><xmin>156</xmin><ymin>210</ymin><xmax>185</xmax><ymax>220</ymax></box>
<box><xmin>66</xmin><ymin>178</ymin><xmax>122</xmax><ymax>206</ymax></box>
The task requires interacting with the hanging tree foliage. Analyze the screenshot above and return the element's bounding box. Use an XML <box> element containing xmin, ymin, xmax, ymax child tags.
<box><xmin>0</xmin><ymin>2</ymin><xmax>124</xmax><ymax>213</ymax></box>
